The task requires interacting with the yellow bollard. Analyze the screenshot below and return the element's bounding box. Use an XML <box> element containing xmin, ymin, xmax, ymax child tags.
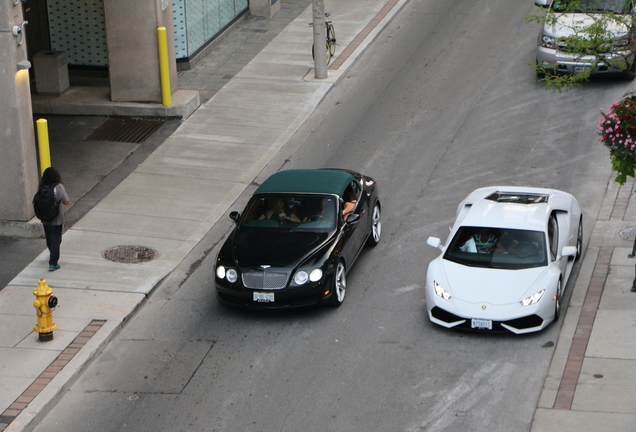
<box><xmin>33</xmin><ymin>279</ymin><xmax>58</xmax><ymax>342</ymax></box>
<box><xmin>157</xmin><ymin>27</ymin><xmax>172</xmax><ymax>107</ymax></box>
<box><xmin>36</xmin><ymin>119</ymin><xmax>51</xmax><ymax>176</ymax></box>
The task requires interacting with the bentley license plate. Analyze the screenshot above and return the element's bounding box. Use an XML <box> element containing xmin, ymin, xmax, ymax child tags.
<box><xmin>253</xmin><ymin>292</ymin><xmax>274</xmax><ymax>302</ymax></box>
<box><xmin>471</xmin><ymin>318</ymin><xmax>492</xmax><ymax>330</ymax></box>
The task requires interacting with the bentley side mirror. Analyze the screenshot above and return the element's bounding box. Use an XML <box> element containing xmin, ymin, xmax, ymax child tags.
<box><xmin>229</xmin><ymin>211</ymin><xmax>241</xmax><ymax>224</ymax></box>
<box><xmin>345</xmin><ymin>213</ymin><xmax>360</xmax><ymax>224</ymax></box>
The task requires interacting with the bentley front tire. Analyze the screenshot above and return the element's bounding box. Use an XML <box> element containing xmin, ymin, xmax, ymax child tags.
<box><xmin>366</xmin><ymin>202</ymin><xmax>381</xmax><ymax>247</ymax></box>
<box><xmin>328</xmin><ymin>261</ymin><xmax>346</xmax><ymax>307</ymax></box>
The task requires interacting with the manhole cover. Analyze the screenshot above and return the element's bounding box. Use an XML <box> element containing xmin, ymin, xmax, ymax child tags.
<box><xmin>103</xmin><ymin>245</ymin><xmax>157</xmax><ymax>263</ymax></box>
<box><xmin>618</xmin><ymin>226</ymin><xmax>636</xmax><ymax>242</ymax></box>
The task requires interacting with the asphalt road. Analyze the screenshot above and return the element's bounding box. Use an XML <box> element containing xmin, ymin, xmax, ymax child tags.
<box><xmin>33</xmin><ymin>0</ymin><xmax>629</xmax><ymax>431</ymax></box>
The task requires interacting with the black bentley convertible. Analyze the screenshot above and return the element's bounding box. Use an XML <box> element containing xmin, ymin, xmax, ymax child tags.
<box><xmin>215</xmin><ymin>169</ymin><xmax>381</xmax><ymax>308</ymax></box>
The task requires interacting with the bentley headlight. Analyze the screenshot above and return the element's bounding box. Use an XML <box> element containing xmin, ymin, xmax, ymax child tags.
<box><xmin>226</xmin><ymin>268</ymin><xmax>238</xmax><ymax>283</ymax></box>
<box><xmin>293</xmin><ymin>268</ymin><xmax>323</xmax><ymax>285</ymax></box>
<box><xmin>294</xmin><ymin>271</ymin><xmax>309</xmax><ymax>285</ymax></box>
<box><xmin>216</xmin><ymin>266</ymin><xmax>226</xmax><ymax>279</ymax></box>
<box><xmin>433</xmin><ymin>281</ymin><xmax>452</xmax><ymax>301</ymax></box>
<box><xmin>309</xmin><ymin>269</ymin><xmax>323</xmax><ymax>282</ymax></box>
<box><xmin>520</xmin><ymin>290</ymin><xmax>545</xmax><ymax>307</ymax></box>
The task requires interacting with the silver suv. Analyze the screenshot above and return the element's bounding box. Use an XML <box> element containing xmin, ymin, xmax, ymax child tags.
<box><xmin>535</xmin><ymin>0</ymin><xmax>636</xmax><ymax>77</ymax></box>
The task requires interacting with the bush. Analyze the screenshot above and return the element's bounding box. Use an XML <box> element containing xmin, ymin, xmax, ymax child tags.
<box><xmin>598</xmin><ymin>92</ymin><xmax>636</xmax><ymax>184</ymax></box>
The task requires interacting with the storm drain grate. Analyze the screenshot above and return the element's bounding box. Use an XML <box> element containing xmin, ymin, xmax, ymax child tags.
<box><xmin>84</xmin><ymin>118</ymin><xmax>166</xmax><ymax>143</ymax></box>
<box><xmin>103</xmin><ymin>245</ymin><xmax>157</xmax><ymax>263</ymax></box>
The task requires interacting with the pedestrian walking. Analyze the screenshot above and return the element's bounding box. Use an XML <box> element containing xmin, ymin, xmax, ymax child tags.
<box><xmin>36</xmin><ymin>167</ymin><xmax>70</xmax><ymax>271</ymax></box>
<box><xmin>632</xmin><ymin>265</ymin><xmax>636</xmax><ymax>292</ymax></box>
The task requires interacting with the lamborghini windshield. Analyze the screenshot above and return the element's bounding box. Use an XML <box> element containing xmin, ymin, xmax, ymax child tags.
<box><xmin>443</xmin><ymin>227</ymin><xmax>548</xmax><ymax>269</ymax></box>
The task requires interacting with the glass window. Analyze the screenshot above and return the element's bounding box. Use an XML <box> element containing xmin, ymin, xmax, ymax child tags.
<box><xmin>444</xmin><ymin>226</ymin><xmax>548</xmax><ymax>269</ymax></box>
<box><xmin>548</xmin><ymin>215</ymin><xmax>559</xmax><ymax>260</ymax></box>
<box><xmin>553</xmin><ymin>0</ymin><xmax>629</xmax><ymax>13</ymax></box>
<box><xmin>241</xmin><ymin>195</ymin><xmax>337</xmax><ymax>231</ymax></box>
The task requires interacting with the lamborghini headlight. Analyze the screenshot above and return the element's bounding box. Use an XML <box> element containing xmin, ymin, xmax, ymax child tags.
<box><xmin>433</xmin><ymin>281</ymin><xmax>452</xmax><ymax>301</ymax></box>
<box><xmin>520</xmin><ymin>289</ymin><xmax>545</xmax><ymax>307</ymax></box>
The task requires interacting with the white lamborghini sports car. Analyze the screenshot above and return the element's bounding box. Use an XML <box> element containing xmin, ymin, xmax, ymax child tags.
<box><xmin>425</xmin><ymin>186</ymin><xmax>582</xmax><ymax>334</ymax></box>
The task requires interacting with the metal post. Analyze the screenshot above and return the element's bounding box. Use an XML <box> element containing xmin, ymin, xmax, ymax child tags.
<box><xmin>157</xmin><ymin>27</ymin><xmax>172</xmax><ymax>107</ymax></box>
<box><xmin>36</xmin><ymin>119</ymin><xmax>51</xmax><ymax>176</ymax></box>
<box><xmin>313</xmin><ymin>0</ymin><xmax>327</xmax><ymax>79</ymax></box>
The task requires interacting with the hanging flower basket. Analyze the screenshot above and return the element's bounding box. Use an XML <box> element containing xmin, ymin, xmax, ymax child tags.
<box><xmin>598</xmin><ymin>91</ymin><xmax>636</xmax><ymax>185</ymax></box>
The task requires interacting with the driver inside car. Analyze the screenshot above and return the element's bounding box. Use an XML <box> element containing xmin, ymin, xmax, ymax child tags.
<box><xmin>259</xmin><ymin>198</ymin><xmax>301</xmax><ymax>223</ymax></box>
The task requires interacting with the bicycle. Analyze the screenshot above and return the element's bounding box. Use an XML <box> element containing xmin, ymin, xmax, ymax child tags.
<box><xmin>309</xmin><ymin>12</ymin><xmax>336</xmax><ymax>64</ymax></box>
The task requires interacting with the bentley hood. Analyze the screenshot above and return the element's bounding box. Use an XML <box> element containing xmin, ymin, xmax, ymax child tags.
<box><xmin>229</xmin><ymin>229</ymin><xmax>331</xmax><ymax>268</ymax></box>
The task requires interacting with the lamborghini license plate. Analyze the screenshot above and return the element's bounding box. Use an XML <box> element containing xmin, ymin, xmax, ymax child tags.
<box><xmin>471</xmin><ymin>318</ymin><xmax>492</xmax><ymax>330</ymax></box>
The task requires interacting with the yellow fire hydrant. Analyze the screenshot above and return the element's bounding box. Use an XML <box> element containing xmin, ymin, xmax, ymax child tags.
<box><xmin>33</xmin><ymin>279</ymin><xmax>58</xmax><ymax>341</ymax></box>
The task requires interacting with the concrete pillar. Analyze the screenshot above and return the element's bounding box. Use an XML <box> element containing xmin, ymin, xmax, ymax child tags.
<box><xmin>104</xmin><ymin>0</ymin><xmax>178</xmax><ymax>103</ymax></box>
<box><xmin>0</xmin><ymin>0</ymin><xmax>39</xmax><ymax>223</ymax></box>
<box><xmin>250</xmin><ymin>0</ymin><xmax>280</xmax><ymax>18</ymax></box>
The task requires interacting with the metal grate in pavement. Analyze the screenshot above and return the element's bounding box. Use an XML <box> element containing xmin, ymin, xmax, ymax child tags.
<box><xmin>84</xmin><ymin>118</ymin><xmax>166</xmax><ymax>143</ymax></box>
<box><xmin>103</xmin><ymin>245</ymin><xmax>157</xmax><ymax>263</ymax></box>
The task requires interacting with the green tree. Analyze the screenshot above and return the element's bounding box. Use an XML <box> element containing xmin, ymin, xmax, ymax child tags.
<box><xmin>527</xmin><ymin>0</ymin><xmax>636</xmax><ymax>91</ymax></box>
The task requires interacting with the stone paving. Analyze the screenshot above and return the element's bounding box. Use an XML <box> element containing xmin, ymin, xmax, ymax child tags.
<box><xmin>177</xmin><ymin>0</ymin><xmax>314</xmax><ymax>104</ymax></box>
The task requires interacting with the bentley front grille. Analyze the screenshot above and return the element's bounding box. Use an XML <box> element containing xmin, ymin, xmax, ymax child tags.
<box><xmin>242</xmin><ymin>270</ymin><xmax>288</xmax><ymax>290</ymax></box>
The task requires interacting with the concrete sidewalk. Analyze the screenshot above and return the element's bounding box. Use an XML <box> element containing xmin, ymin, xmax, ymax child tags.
<box><xmin>530</xmin><ymin>178</ymin><xmax>636</xmax><ymax>432</ymax></box>
<box><xmin>0</xmin><ymin>0</ymin><xmax>406</xmax><ymax>430</ymax></box>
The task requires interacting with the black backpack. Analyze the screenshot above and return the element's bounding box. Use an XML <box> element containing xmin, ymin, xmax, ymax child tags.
<box><xmin>33</xmin><ymin>185</ymin><xmax>59</xmax><ymax>222</ymax></box>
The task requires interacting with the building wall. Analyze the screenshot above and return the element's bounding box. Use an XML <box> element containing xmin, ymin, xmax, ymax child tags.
<box><xmin>44</xmin><ymin>0</ymin><xmax>248</xmax><ymax>66</ymax></box>
<box><xmin>0</xmin><ymin>0</ymin><xmax>39</xmax><ymax>222</ymax></box>
<box><xmin>104</xmin><ymin>0</ymin><xmax>177</xmax><ymax>102</ymax></box>
<box><xmin>47</xmin><ymin>0</ymin><xmax>108</xmax><ymax>66</ymax></box>
<box><xmin>173</xmin><ymin>0</ymin><xmax>248</xmax><ymax>59</ymax></box>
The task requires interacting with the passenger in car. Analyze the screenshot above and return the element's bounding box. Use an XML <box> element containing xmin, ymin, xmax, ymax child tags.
<box><xmin>259</xmin><ymin>198</ymin><xmax>301</xmax><ymax>223</ymax></box>
<box><xmin>473</xmin><ymin>228</ymin><xmax>498</xmax><ymax>252</ymax></box>
<box><xmin>301</xmin><ymin>199</ymin><xmax>322</xmax><ymax>222</ymax></box>
<box><xmin>342</xmin><ymin>187</ymin><xmax>357</xmax><ymax>221</ymax></box>
<box><xmin>461</xmin><ymin>228</ymin><xmax>498</xmax><ymax>253</ymax></box>
<box><xmin>496</xmin><ymin>231</ymin><xmax>519</xmax><ymax>254</ymax></box>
